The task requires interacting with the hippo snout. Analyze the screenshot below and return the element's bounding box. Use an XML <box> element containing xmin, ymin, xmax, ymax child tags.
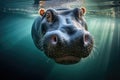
<box><xmin>31</xmin><ymin>8</ymin><xmax>94</xmax><ymax>64</ymax></box>
<box><xmin>42</xmin><ymin>29</ymin><xmax>93</xmax><ymax>64</ymax></box>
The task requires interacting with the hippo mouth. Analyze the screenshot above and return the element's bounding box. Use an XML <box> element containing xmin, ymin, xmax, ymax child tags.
<box><xmin>55</xmin><ymin>56</ymin><xmax>80</xmax><ymax>64</ymax></box>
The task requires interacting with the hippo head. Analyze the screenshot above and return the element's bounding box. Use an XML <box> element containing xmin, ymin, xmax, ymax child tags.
<box><xmin>32</xmin><ymin>8</ymin><xmax>94</xmax><ymax>64</ymax></box>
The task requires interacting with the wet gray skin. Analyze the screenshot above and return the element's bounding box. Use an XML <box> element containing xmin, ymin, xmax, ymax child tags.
<box><xmin>31</xmin><ymin>8</ymin><xmax>94</xmax><ymax>64</ymax></box>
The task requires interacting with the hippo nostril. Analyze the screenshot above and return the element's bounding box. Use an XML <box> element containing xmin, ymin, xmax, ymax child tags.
<box><xmin>84</xmin><ymin>33</ymin><xmax>89</xmax><ymax>47</ymax></box>
<box><xmin>51</xmin><ymin>35</ymin><xmax>58</xmax><ymax>45</ymax></box>
<box><xmin>85</xmin><ymin>34</ymin><xmax>89</xmax><ymax>42</ymax></box>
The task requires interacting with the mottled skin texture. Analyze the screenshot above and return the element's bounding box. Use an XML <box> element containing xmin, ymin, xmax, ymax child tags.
<box><xmin>31</xmin><ymin>8</ymin><xmax>94</xmax><ymax>64</ymax></box>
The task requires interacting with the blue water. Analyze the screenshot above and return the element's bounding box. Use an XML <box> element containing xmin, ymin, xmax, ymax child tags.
<box><xmin>0</xmin><ymin>0</ymin><xmax>120</xmax><ymax>80</ymax></box>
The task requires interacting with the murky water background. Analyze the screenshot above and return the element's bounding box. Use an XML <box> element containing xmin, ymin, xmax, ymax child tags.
<box><xmin>0</xmin><ymin>0</ymin><xmax>120</xmax><ymax>80</ymax></box>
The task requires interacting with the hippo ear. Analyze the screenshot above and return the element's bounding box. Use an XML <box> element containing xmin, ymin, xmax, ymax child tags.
<box><xmin>38</xmin><ymin>8</ymin><xmax>46</xmax><ymax>16</ymax></box>
<box><xmin>80</xmin><ymin>7</ymin><xmax>86</xmax><ymax>16</ymax></box>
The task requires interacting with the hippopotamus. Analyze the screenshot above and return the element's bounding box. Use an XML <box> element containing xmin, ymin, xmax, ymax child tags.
<box><xmin>31</xmin><ymin>8</ymin><xmax>94</xmax><ymax>64</ymax></box>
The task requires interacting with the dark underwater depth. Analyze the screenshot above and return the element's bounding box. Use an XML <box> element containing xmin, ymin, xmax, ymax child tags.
<box><xmin>0</xmin><ymin>0</ymin><xmax>120</xmax><ymax>80</ymax></box>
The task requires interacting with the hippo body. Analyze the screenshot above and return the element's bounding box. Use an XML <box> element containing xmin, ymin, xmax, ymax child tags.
<box><xmin>31</xmin><ymin>8</ymin><xmax>94</xmax><ymax>64</ymax></box>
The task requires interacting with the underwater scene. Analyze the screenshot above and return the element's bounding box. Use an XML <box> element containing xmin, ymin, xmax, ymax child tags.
<box><xmin>0</xmin><ymin>0</ymin><xmax>120</xmax><ymax>80</ymax></box>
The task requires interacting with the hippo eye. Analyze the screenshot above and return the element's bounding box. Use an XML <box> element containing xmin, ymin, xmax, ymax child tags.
<box><xmin>46</xmin><ymin>11</ymin><xmax>53</xmax><ymax>22</ymax></box>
